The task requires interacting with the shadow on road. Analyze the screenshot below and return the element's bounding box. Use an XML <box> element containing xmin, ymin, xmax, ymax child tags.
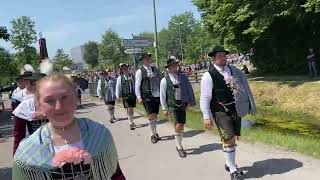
<box><xmin>135</xmin><ymin>123</ymin><xmax>148</xmax><ymax>129</ymax></box>
<box><xmin>157</xmin><ymin>119</ymin><xmax>168</xmax><ymax>125</ymax></box>
<box><xmin>0</xmin><ymin>167</ymin><xmax>12</xmax><ymax>180</ymax></box>
<box><xmin>184</xmin><ymin>130</ymin><xmax>205</xmax><ymax>138</ymax></box>
<box><xmin>186</xmin><ymin>143</ymin><xmax>221</xmax><ymax>155</ymax></box>
<box><xmin>0</xmin><ymin>109</ymin><xmax>13</xmax><ymax>140</ymax></box>
<box><xmin>241</xmin><ymin>158</ymin><xmax>303</xmax><ymax>179</ymax></box>
<box><xmin>159</xmin><ymin>135</ymin><xmax>175</xmax><ymax>141</ymax></box>
<box><xmin>78</xmin><ymin>103</ymin><xmax>99</xmax><ymax>109</ymax></box>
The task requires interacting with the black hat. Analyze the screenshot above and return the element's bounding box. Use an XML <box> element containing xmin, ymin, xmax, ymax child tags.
<box><xmin>208</xmin><ymin>46</ymin><xmax>230</xmax><ymax>57</ymax></box>
<box><xmin>140</xmin><ymin>53</ymin><xmax>152</xmax><ymax>61</ymax></box>
<box><xmin>119</xmin><ymin>63</ymin><xmax>129</xmax><ymax>68</ymax></box>
<box><xmin>24</xmin><ymin>72</ymin><xmax>46</xmax><ymax>81</ymax></box>
<box><xmin>165</xmin><ymin>58</ymin><xmax>178</xmax><ymax>68</ymax></box>
<box><xmin>15</xmin><ymin>71</ymin><xmax>33</xmax><ymax>81</ymax></box>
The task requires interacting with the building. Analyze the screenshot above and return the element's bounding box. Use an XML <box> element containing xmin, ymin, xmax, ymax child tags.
<box><xmin>70</xmin><ymin>45</ymin><xmax>85</xmax><ymax>71</ymax></box>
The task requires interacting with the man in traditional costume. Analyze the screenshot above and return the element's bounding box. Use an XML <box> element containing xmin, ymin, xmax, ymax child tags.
<box><xmin>135</xmin><ymin>53</ymin><xmax>162</xmax><ymax>143</ymax></box>
<box><xmin>97</xmin><ymin>69</ymin><xmax>117</xmax><ymax>123</ymax></box>
<box><xmin>200</xmin><ymin>46</ymin><xmax>256</xmax><ymax>180</ymax></box>
<box><xmin>11</xmin><ymin>71</ymin><xmax>32</xmax><ymax>111</ymax></box>
<box><xmin>116</xmin><ymin>63</ymin><xmax>137</xmax><ymax>130</ymax></box>
<box><xmin>160</xmin><ymin>58</ymin><xmax>196</xmax><ymax>158</ymax></box>
<box><xmin>12</xmin><ymin>72</ymin><xmax>48</xmax><ymax>155</ymax></box>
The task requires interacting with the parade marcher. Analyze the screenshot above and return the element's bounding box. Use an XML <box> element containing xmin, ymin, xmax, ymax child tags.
<box><xmin>13</xmin><ymin>73</ymin><xmax>126</xmax><ymax>180</ymax></box>
<box><xmin>116</xmin><ymin>63</ymin><xmax>137</xmax><ymax>130</ymax></box>
<box><xmin>97</xmin><ymin>69</ymin><xmax>117</xmax><ymax>123</ymax></box>
<box><xmin>12</xmin><ymin>72</ymin><xmax>48</xmax><ymax>155</ymax></box>
<box><xmin>135</xmin><ymin>53</ymin><xmax>162</xmax><ymax>143</ymax></box>
<box><xmin>11</xmin><ymin>71</ymin><xmax>32</xmax><ymax>111</ymax></box>
<box><xmin>200</xmin><ymin>46</ymin><xmax>256</xmax><ymax>180</ymax></box>
<box><xmin>160</xmin><ymin>58</ymin><xmax>196</xmax><ymax>158</ymax></box>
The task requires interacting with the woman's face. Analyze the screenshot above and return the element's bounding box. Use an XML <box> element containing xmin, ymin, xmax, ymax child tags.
<box><xmin>38</xmin><ymin>80</ymin><xmax>77</xmax><ymax>127</ymax></box>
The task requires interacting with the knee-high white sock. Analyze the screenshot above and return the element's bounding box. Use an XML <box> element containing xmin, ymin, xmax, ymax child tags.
<box><xmin>175</xmin><ymin>131</ymin><xmax>183</xmax><ymax>149</ymax></box>
<box><xmin>108</xmin><ymin>105</ymin><xmax>115</xmax><ymax>118</ymax></box>
<box><xmin>148</xmin><ymin>120</ymin><xmax>157</xmax><ymax>135</ymax></box>
<box><xmin>128</xmin><ymin>110</ymin><xmax>134</xmax><ymax>124</ymax></box>
<box><xmin>223</xmin><ymin>146</ymin><xmax>237</xmax><ymax>174</ymax></box>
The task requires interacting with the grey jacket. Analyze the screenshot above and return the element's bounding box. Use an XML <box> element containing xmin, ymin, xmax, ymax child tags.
<box><xmin>97</xmin><ymin>77</ymin><xmax>117</xmax><ymax>102</ymax></box>
<box><xmin>229</xmin><ymin>66</ymin><xmax>256</xmax><ymax>117</ymax></box>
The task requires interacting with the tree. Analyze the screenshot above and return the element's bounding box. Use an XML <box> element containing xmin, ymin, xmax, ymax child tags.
<box><xmin>84</xmin><ymin>41</ymin><xmax>99</xmax><ymax>68</ymax></box>
<box><xmin>99</xmin><ymin>29</ymin><xmax>126</xmax><ymax>70</ymax></box>
<box><xmin>0</xmin><ymin>26</ymin><xmax>10</xmax><ymax>41</ymax></box>
<box><xmin>193</xmin><ymin>0</ymin><xmax>320</xmax><ymax>74</ymax></box>
<box><xmin>52</xmin><ymin>49</ymin><xmax>74</xmax><ymax>71</ymax></box>
<box><xmin>0</xmin><ymin>47</ymin><xmax>17</xmax><ymax>85</ymax></box>
<box><xmin>10</xmin><ymin>16</ymin><xmax>37</xmax><ymax>51</ymax></box>
<box><xmin>15</xmin><ymin>46</ymin><xmax>40</xmax><ymax>70</ymax></box>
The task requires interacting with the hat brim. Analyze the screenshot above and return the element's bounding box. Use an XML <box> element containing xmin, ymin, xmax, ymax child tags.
<box><xmin>208</xmin><ymin>50</ymin><xmax>230</xmax><ymax>57</ymax></box>
<box><xmin>140</xmin><ymin>54</ymin><xmax>152</xmax><ymax>61</ymax></box>
<box><xmin>165</xmin><ymin>61</ymin><xmax>178</xmax><ymax>68</ymax></box>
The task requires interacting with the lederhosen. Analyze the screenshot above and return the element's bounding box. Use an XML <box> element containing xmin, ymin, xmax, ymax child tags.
<box><xmin>120</xmin><ymin>74</ymin><xmax>136</xmax><ymax>108</ymax></box>
<box><xmin>208</xmin><ymin>66</ymin><xmax>241</xmax><ymax>142</ymax></box>
<box><xmin>140</xmin><ymin>67</ymin><xmax>160</xmax><ymax>115</ymax></box>
<box><xmin>165</xmin><ymin>75</ymin><xmax>187</xmax><ymax>124</ymax></box>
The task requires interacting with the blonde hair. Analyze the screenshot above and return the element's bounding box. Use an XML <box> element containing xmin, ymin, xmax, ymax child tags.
<box><xmin>35</xmin><ymin>73</ymin><xmax>76</xmax><ymax>103</ymax></box>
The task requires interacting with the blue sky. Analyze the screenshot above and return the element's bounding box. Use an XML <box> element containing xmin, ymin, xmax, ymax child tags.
<box><xmin>0</xmin><ymin>0</ymin><xmax>200</xmax><ymax>57</ymax></box>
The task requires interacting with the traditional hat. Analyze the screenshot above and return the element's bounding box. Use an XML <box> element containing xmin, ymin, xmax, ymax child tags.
<box><xmin>208</xmin><ymin>46</ymin><xmax>230</xmax><ymax>57</ymax></box>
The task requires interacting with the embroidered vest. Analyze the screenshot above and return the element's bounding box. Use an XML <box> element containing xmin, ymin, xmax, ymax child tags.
<box><xmin>208</xmin><ymin>66</ymin><xmax>236</xmax><ymax>115</ymax></box>
<box><xmin>120</xmin><ymin>75</ymin><xmax>135</xmax><ymax>99</ymax></box>
<box><xmin>165</xmin><ymin>75</ymin><xmax>183</xmax><ymax>110</ymax></box>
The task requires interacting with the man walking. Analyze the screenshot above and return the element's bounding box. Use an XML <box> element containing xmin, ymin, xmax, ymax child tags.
<box><xmin>97</xmin><ymin>69</ymin><xmax>117</xmax><ymax>123</ymax></box>
<box><xmin>200</xmin><ymin>46</ymin><xmax>256</xmax><ymax>180</ymax></box>
<box><xmin>135</xmin><ymin>53</ymin><xmax>162</xmax><ymax>143</ymax></box>
<box><xmin>116</xmin><ymin>63</ymin><xmax>137</xmax><ymax>130</ymax></box>
<box><xmin>160</xmin><ymin>58</ymin><xmax>196</xmax><ymax>158</ymax></box>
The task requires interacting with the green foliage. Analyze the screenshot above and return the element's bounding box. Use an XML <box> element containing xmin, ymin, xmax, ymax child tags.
<box><xmin>84</xmin><ymin>41</ymin><xmax>99</xmax><ymax>68</ymax></box>
<box><xmin>52</xmin><ymin>49</ymin><xmax>74</xmax><ymax>71</ymax></box>
<box><xmin>0</xmin><ymin>26</ymin><xmax>10</xmax><ymax>41</ymax></box>
<box><xmin>15</xmin><ymin>46</ymin><xmax>40</xmax><ymax>70</ymax></box>
<box><xmin>99</xmin><ymin>29</ymin><xmax>128</xmax><ymax>70</ymax></box>
<box><xmin>0</xmin><ymin>47</ymin><xmax>17</xmax><ymax>86</ymax></box>
<box><xmin>10</xmin><ymin>16</ymin><xmax>37</xmax><ymax>51</ymax></box>
<box><xmin>193</xmin><ymin>0</ymin><xmax>320</xmax><ymax>74</ymax></box>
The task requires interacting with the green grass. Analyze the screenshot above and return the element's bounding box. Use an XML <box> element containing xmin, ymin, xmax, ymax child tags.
<box><xmin>132</xmin><ymin>79</ymin><xmax>320</xmax><ymax>158</ymax></box>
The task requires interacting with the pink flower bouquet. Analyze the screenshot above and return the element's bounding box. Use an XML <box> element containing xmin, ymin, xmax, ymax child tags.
<box><xmin>52</xmin><ymin>147</ymin><xmax>92</xmax><ymax>167</ymax></box>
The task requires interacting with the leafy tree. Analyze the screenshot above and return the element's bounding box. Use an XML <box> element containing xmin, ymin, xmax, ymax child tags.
<box><xmin>99</xmin><ymin>29</ymin><xmax>127</xmax><ymax>70</ymax></box>
<box><xmin>0</xmin><ymin>47</ymin><xmax>17</xmax><ymax>85</ymax></box>
<box><xmin>10</xmin><ymin>16</ymin><xmax>37</xmax><ymax>51</ymax></box>
<box><xmin>84</xmin><ymin>41</ymin><xmax>99</xmax><ymax>68</ymax></box>
<box><xmin>15</xmin><ymin>46</ymin><xmax>40</xmax><ymax>70</ymax></box>
<box><xmin>0</xmin><ymin>26</ymin><xmax>10</xmax><ymax>41</ymax></box>
<box><xmin>52</xmin><ymin>49</ymin><xmax>74</xmax><ymax>71</ymax></box>
<box><xmin>193</xmin><ymin>0</ymin><xmax>320</xmax><ymax>74</ymax></box>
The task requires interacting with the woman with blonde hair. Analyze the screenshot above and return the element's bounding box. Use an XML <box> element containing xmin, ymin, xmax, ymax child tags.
<box><xmin>13</xmin><ymin>73</ymin><xmax>125</xmax><ymax>180</ymax></box>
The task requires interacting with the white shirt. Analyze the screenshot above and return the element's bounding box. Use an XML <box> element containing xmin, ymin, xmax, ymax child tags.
<box><xmin>160</xmin><ymin>73</ymin><xmax>181</xmax><ymax>110</ymax></box>
<box><xmin>12</xmin><ymin>87</ymin><xmax>26</xmax><ymax>102</ymax></box>
<box><xmin>54</xmin><ymin>140</ymin><xmax>84</xmax><ymax>153</ymax></box>
<box><xmin>200</xmin><ymin>64</ymin><xmax>232</xmax><ymax>120</ymax></box>
<box><xmin>134</xmin><ymin>65</ymin><xmax>153</xmax><ymax>99</ymax></box>
<box><xmin>12</xmin><ymin>98</ymin><xmax>35</xmax><ymax>121</ymax></box>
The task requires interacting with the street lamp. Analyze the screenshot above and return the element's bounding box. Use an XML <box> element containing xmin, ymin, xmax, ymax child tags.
<box><xmin>174</xmin><ymin>22</ymin><xmax>184</xmax><ymax>61</ymax></box>
<box><xmin>152</xmin><ymin>0</ymin><xmax>159</xmax><ymax>68</ymax></box>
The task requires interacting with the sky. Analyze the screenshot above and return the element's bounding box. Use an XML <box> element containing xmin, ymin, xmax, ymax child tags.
<box><xmin>0</xmin><ymin>0</ymin><xmax>201</xmax><ymax>57</ymax></box>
